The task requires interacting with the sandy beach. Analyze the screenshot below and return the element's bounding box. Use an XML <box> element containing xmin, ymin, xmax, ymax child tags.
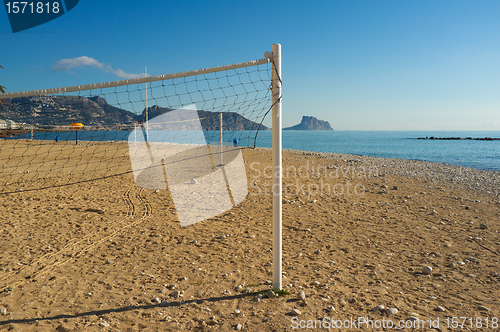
<box><xmin>0</xmin><ymin>140</ymin><xmax>499</xmax><ymax>331</ymax></box>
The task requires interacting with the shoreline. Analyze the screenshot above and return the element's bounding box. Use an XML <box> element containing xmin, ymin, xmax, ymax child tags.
<box><xmin>2</xmin><ymin>131</ymin><xmax>500</xmax><ymax>173</ymax></box>
<box><xmin>1</xmin><ymin>139</ymin><xmax>499</xmax><ymax>198</ymax></box>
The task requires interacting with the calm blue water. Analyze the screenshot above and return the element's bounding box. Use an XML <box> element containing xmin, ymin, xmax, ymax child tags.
<box><xmin>9</xmin><ymin>130</ymin><xmax>500</xmax><ymax>172</ymax></box>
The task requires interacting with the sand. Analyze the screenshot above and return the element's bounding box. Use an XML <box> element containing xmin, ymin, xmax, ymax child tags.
<box><xmin>0</xmin><ymin>140</ymin><xmax>499</xmax><ymax>331</ymax></box>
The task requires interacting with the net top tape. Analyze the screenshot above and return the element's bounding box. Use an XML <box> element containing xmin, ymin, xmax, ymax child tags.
<box><xmin>0</xmin><ymin>58</ymin><xmax>270</xmax><ymax>100</ymax></box>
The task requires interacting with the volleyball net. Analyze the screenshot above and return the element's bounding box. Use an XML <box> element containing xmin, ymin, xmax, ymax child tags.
<box><xmin>0</xmin><ymin>44</ymin><xmax>283</xmax><ymax>289</ymax></box>
<box><xmin>0</xmin><ymin>55</ymin><xmax>272</xmax><ymax>193</ymax></box>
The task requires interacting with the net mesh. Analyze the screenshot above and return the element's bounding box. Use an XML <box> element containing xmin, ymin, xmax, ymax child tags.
<box><xmin>0</xmin><ymin>60</ymin><xmax>272</xmax><ymax>195</ymax></box>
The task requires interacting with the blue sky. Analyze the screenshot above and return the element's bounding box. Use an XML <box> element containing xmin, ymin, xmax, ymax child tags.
<box><xmin>1</xmin><ymin>0</ymin><xmax>500</xmax><ymax>130</ymax></box>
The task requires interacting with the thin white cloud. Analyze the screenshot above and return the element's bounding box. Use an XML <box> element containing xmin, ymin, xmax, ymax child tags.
<box><xmin>52</xmin><ymin>56</ymin><xmax>104</xmax><ymax>71</ymax></box>
<box><xmin>52</xmin><ymin>56</ymin><xmax>145</xmax><ymax>79</ymax></box>
<box><xmin>111</xmin><ymin>68</ymin><xmax>146</xmax><ymax>79</ymax></box>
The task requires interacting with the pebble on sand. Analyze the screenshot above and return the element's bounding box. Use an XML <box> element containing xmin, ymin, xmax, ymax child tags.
<box><xmin>386</xmin><ymin>308</ymin><xmax>398</xmax><ymax>315</ymax></box>
<box><xmin>170</xmin><ymin>290</ymin><xmax>182</xmax><ymax>298</ymax></box>
<box><xmin>422</xmin><ymin>266</ymin><xmax>433</xmax><ymax>275</ymax></box>
<box><xmin>235</xmin><ymin>323</ymin><xmax>243</xmax><ymax>330</ymax></box>
<box><xmin>479</xmin><ymin>223</ymin><xmax>488</xmax><ymax>229</ymax></box>
<box><xmin>478</xmin><ymin>305</ymin><xmax>491</xmax><ymax>312</ymax></box>
<box><xmin>290</xmin><ymin>309</ymin><xmax>302</xmax><ymax>316</ymax></box>
<box><xmin>56</xmin><ymin>325</ymin><xmax>71</xmax><ymax>332</ymax></box>
<box><xmin>297</xmin><ymin>291</ymin><xmax>306</xmax><ymax>300</ymax></box>
<box><xmin>436</xmin><ymin>306</ymin><xmax>446</xmax><ymax>312</ymax></box>
<box><xmin>266</xmin><ymin>290</ymin><xmax>275</xmax><ymax>298</ymax></box>
<box><xmin>372</xmin><ymin>305</ymin><xmax>385</xmax><ymax>312</ymax></box>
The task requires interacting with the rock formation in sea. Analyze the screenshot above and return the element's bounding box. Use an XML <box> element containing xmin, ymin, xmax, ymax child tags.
<box><xmin>283</xmin><ymin>116</ymin><xmax>333</xmax><ymax>130</ymax></box>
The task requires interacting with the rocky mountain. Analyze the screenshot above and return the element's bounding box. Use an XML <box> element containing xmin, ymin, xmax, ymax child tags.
<box><xmin>0</xmin><ymin>95</ymin><xmax>268</xmax><ymax>131</ymax></box>
<box><xmin>284</xmin><ymin>116</ymin><xmax>333</xmax><ymax>130</ymax></box>
<box><xmin>138</xmin><ymin>105</ymin><xmax>268</xmax><ymax>131</ymax></box>
<box><xmin>0</xmin><ymin>95</ymin><xmax>136</xmax><ymax>128</ymax></box>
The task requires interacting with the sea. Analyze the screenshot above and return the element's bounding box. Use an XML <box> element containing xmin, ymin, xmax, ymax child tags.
<box><xmin>9</xmin><ymin>130</ymin><xmax>500</xmax><ymax>172</ymax></box>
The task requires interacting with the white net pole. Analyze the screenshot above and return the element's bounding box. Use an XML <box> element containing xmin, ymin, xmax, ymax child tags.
<box><xmin>145</xmin><ymin>66</ymin><xmax>149</xmax><ymax>144</ymax></box>
<box><xmin>220</xmin><ymin>113</ymin><xmax>223</xmax><ymax>166</ymax></box>
<box><xmin>271</xmin><ymin>43</ymin><xmax>282</xmax><ymax>291</ymax></box>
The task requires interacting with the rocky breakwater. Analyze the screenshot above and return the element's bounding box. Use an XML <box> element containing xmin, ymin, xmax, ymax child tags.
<box><xmin>418</xmin><ymin>136</ymin><xmax>500</xmax><ymax>141</ymax></box>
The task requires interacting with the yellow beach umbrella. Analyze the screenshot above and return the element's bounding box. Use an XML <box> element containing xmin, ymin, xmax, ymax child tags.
<box><xmin>70</xmin><ymin>123</ymin><xmax>84</xmax><ymax>130</ymax></box>
<box><xmin>69</xmin><ymin>123</ymin><xmax>84</xmax><ymax>144</ymax></box>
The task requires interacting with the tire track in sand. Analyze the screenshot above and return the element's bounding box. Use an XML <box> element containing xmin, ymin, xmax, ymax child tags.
<box><xmin>1</xmin><ymin>186</ymin><xmax>152</xmax><ymax>290</ymax></box>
